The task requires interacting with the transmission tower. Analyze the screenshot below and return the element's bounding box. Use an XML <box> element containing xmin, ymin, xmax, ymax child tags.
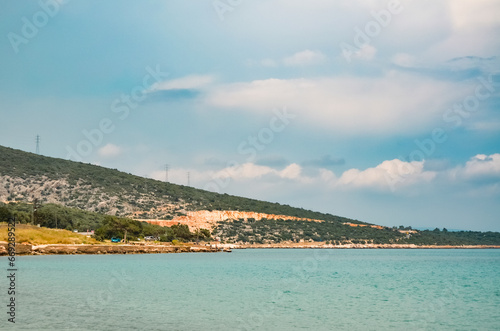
<box><xmin>165</xmin><ymin>164</ymin><xmax>169</xmax><ymax>182</ymax></box>
<box><xmin>187</xmin><ymin>172</ymin><xmax>190</xmax><ymax>186</ymax></box>
<box><xmin>35</xmin><ymin>135</ymin><xmax>40</xmax><ymax>154</ymax></box>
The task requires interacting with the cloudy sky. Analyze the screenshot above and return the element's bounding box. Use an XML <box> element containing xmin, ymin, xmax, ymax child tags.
<box><xmin>1</xmin><ymin>0</ymin><xmax>499</xmax><ymax>231</ymax></box>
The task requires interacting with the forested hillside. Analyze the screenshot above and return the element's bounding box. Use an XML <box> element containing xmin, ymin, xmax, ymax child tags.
<box><xmin>1</xmin><ymin>145</ymin><xmax>499</xmax><ymax>246</ymax></box>
<box><xmin>0</xmin><ymin>145</ymin><xmax>360</xmax><ymax>224</ymax></box>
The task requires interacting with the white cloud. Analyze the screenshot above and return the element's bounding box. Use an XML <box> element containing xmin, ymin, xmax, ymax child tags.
<box><xmin>152</xmin><ymin>75</ymin><xmax>215</xmax><ymax>91</ymax></box>
<box><xmin>391</xmin><ymin>53</ymin><xmax>417</xmax><ymax>67</ymax></box>
<box><xmin>283</xmin><ymin>50</ymin><xmax>326</xmax><ymax>66</ymax></box>
<box><xmin>319</xmin><ymin>168</ymin><xmax>336</xmax><ymax>182</ymax></box>
<box><xmin>453</xmin><ymin>154</ymin><xmax>500</xmax><ymax>180</ymax></box>
<box><xmin>337</xmin><ymin>159</ymin><xmax>436</xmax><ymax>191</ymax></box>
<box><xmin>203</xmin><ymin>159</ymin><xmax>437</xmax><ymax>192</ymax></box>
<box><xmin>147</xmin><ymin>163</ymin><xmax>307</xmax><ymax>189</ymax></box>
<box><xmin>215</xmin><ymin>163</ymin><xmax>273</xmax><ymax>179</ymax></box>
<box><xmin>448</xmin><ymin>0</ymin><xmax>500</xmax><ymax>30</ymax></box>
<box><xmin>145</xmin><ymin>154</ymin><xmax>500</xmax><ymax>197</ymax></box>
<box><xmin>213</xmin><ymin>162</ymin><xmax>304</xmax><ymax>181</ymax></box>
<box><xmin>247</xmin><ymin>50</ymin><xmax>326</xmax><ymax>68</ymax></box>
<box><xmin>98</xmin><ymin>144</ymin><xmax>122</xmax><ymax>158</ymax></box>
<box><xmin>352</xmin><ymin>45</ymin><xmax>377</xmax><ymax>61</ymax></box>
<box><xmin>225</xmin><ymin>0</ymin><xmax>499</xmax><ymax>67</ymax></box>
<box><xmin>419</xmin><ymin>0</ymin><xmax>500</xmax><ymax>61</ymax></box>
<box><xmin>332</xmin><ymin>155</ymin><xmax>500</xmax><ymax>192</ymax></box>
<box><xmin>205</xmin><ymin>71</ymin><xmax>470</xmax><ymax>135</ymax></box>
<box><xmin>280</xmin><ymin>163</ymin><xmax>302</xmax><ymax>179</ymax></box>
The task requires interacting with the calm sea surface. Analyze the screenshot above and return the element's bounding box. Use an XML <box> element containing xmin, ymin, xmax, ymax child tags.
<box><xmin>1</xmin><ymin>249</ymin><xmax>499</xmax><ymax>330</ymax></box>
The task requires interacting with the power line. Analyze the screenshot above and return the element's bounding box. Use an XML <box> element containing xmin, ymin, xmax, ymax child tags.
<box><xmin>35</xmin><ymin>135</ymin><xmax>40</xmax><ymax>154</ymax></box>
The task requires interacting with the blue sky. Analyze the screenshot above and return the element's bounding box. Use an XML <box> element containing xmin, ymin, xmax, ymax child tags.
<box><xmin>1</xmin><ymin>0</ymin><xmax>499</xmax><ymax>231</ymax></box>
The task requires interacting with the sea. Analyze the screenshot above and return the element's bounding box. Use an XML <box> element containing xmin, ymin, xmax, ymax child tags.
<box><xmin>2</xmin><ymin>249</ymin><xmax>499</xmax><ymax>331</ymax></box>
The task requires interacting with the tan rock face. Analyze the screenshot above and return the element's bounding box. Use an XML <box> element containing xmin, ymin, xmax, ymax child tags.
<box><xmin>344</xmin><ymin>222</ymin><xmax>385</xmax><ymax>230</ymax></box>
<box><xmin>0</xmin><ymin>243</ymin><xmax>33</xmax><ymax>255</ymax></box>
<box><xmin>141</xmin><ymin>210</ymin><xmax>324</xmax><ymax>230</ymax></box>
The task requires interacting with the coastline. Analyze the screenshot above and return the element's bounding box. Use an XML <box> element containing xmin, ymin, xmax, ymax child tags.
<box><xmin>0</xmin><ymin>242</ymin><xmax>223</xmax><ymax>255</ymax></box>
<box><xmin>1</xmin><ymin>242</ymin><xmax>499</xmax><ymax>255</ymax></box>
<box><xmin>229</xmin><ymin>243</ymin><xmax>500</xmax><ymax>249</ymax></box>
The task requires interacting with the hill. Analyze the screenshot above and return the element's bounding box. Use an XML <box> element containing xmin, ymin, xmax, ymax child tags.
<box><xmin>0</xmin><ymin>145</ymin><xmax>358</xmax><ymax>224</ymax></box>
<box><xmin>1</xmin><ymin>145</ymin><xmax>499</xmax><ymax>246</ymax></box>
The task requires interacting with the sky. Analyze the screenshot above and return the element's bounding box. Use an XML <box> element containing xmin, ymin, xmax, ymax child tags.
<box><xmin>0</xmin><ymin>0</ymin><xmax>499</xmax><ymax>231</ymax></box>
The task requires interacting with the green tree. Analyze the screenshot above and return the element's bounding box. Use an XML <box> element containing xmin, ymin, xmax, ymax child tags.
<box><xmin>0</xmin><ymin>205</ymin><xmax>12</xmax><ymax>222</ymax></box>
<box><xmin>170</xmin><ymin>224</ymin><xmax>192</xmax><ymax>241</ymax></box>
<box><xmin>95</xmin><ymin>216</ymin><xmax>142</xmax><ymax>242</ymax></box>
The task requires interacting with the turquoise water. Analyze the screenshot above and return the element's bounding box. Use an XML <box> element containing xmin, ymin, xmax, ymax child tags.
<box><xmin>1</xmin><ymin>249</ymin><xmax>499</xmax><ymax>330</ymax></box>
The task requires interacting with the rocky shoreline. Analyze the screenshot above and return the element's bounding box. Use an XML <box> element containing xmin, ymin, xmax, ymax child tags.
<box><xmin>0</xmin><ymin>243</ymin><xmax>224</xmax><ymax>255</ymax></box>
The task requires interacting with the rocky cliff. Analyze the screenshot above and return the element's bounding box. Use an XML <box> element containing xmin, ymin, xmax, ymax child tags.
<box><xmin>142</xmin><ymin>210</ymin><xmax>324</xmax><ymax>230</ymax></box>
